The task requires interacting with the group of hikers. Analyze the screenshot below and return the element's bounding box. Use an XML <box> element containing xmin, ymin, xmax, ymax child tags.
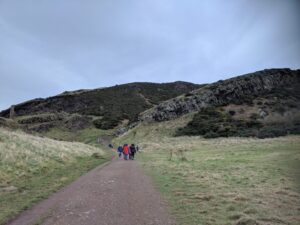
<box><xmin>117</xmin><ymin>144</ymin><xmax>139</xmax><ymax>160</ymax></box>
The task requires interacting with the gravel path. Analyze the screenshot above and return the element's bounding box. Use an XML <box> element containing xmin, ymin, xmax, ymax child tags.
<box><xmin>7</xmin><ymin>157</ymin><xmax>174</xmax><ymax>225</ymax></box>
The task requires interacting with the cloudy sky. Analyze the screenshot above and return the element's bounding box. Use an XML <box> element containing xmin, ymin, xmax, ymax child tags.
<box><xmin>0</xmin><ymin>0</ymin><xmax>299</xmax><ymax>110</ymax></box>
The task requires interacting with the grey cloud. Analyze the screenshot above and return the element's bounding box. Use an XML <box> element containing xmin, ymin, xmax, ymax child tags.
<box><xmin>0</xmin><ymin>0</ymin><xmax>299</xmax><ymax>110</ymax></box>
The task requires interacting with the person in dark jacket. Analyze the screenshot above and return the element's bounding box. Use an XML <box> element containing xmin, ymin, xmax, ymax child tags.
<box><xmin>117</xmin><ymin>146</ymin><xmax>123</xmax><ymax>158</ymax></box>
<box><xmin>129</xmin><ymin>144</ymin><xmax>136</xmax><ymax>160</ymax></box>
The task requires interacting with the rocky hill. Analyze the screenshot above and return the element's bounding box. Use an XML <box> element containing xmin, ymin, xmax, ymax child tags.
<box><xmin>0</xmin><ymin>81</ymin><xmax>201</xmax><ymax>131</ymax></box>
<box><xmin>1</xmin><ymin>69</ymin><xmax>299</xmax><ymax>138</ymax></box>
<box><xmin>139</xmin><ymin>69</ymin><xmax>300</xmax><ymax>122</ymax></box>
<box><xmin>138</xmin><ymin>68</ymin><xmax>300</xmax><ymax>138</ymax></box>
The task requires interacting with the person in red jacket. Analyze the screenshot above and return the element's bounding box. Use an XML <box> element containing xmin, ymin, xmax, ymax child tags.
<box><xmin>123</xmin><ymin>144</ymin><xmax>129</xmax><ymax>160</ymax></box>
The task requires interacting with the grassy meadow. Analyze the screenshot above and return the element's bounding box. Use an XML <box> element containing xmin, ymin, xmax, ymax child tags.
<box><xmin>44</xmin><ymin>127</ymin><xmax>114</xmax><ymax>146</ymax></box>
<box><xmin>0</xmin><ymin>128</ymin><xmax>111</xmax><ymax>224</ymax></box>
<box><xmin>115</xmin><ymin>118</ymin><xmax>300</xmax><ymax>225</ymax></box>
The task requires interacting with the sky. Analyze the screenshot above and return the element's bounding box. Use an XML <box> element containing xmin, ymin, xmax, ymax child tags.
<box><xmin>0</xmin><ymin>0</ymin><xmax>300</xmax><ymax>110</ymax></box>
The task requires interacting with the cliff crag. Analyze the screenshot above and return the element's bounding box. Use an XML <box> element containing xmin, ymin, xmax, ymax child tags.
<box><xmin>139</xmin><ymin>69</ymin><xmax>300</xmax><ymax>123</ymax></box>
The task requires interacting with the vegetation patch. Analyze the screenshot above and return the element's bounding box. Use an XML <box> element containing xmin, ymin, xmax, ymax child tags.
<box><xmin>0</xmin><ymin>128</ymin><xmax>111</xmax><ymax>224</ymax></box>
<box><xmin>176</xmin><ymin>107</ymin><xmax>262</xmax><ymax>138</ymax></box>
<box><xmin>115</xmin><ymin>121</ymin><xmax>300</xmax><ymax>225</ymax></box>
<box><xmin>44</xmin><ymin>127</ymin><xmax>114</xmax><ymax>146</ymax></box>
<box><xmin>16</xmin><ymin>113</ymin><xmax>64</xmax><ymax>124</ymax></box>
<box><xmin>176</xmin><ymin>107</ymin><xmax>300</xmax><ymax>138</ymax></box>
<box><xmin>93</xmin><ymin>115</ymin><xmax>120</xmax><ymax>130</ymax></box>
<box><xmin>0</xmin><ymin>117</ymin><xmax>19</xmax><ymax>129</ymax></box>
<box><xmin>13</xmin><ymin>113</ymin><xmax>94</xmax><ymax>133</ymax></box>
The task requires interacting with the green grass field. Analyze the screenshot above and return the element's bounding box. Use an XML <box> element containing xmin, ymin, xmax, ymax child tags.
<box><xmin>44</xmin><ymin>127</ymin><xmax>114</xmax><ymax>146</ymax></box>
<box><xmin>0</xmin><ymin>128</ymin><xmax>111</xmax><ymax>224</ymax></box>
<box><xmin>2</xmin><ymin>113</ymin><xmax>300</xmax><ymax>225</ymax></box>
<box><xmin>115</xmin><ymin>119</ymin><xmax>300</xmax><ymax>225</ymax></box>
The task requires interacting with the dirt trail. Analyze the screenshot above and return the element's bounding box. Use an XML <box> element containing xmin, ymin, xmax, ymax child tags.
<box><xmin>7</xmin><ymin>157</ymin><xmax>174</xmax><ymax>225</ymax></box>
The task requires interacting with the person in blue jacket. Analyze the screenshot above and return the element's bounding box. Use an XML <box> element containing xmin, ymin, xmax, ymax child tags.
<box><xmin>117</xmin><ymin>146</ymin><xmax>123</xmax><ymax>158</ymax></box>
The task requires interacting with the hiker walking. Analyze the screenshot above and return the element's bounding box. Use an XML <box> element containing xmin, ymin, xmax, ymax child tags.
<box><xmin>117</xmin><ymin>146</ymin><xmax>123</xmax><ymax>158</ymax></box>
<box><xmin>128</xmin><ymin>145</ymin><xmax>132</xmax><ymax>160</ymax></box>
<box><xmin>129</xmin><ymin>144</ymin><xmax>136</xmax><ymax>160</ymax></box>
<box><xmin>123</xmin><ymin>144</ymin><xmax>129</xmax><ymax>160</ymax></box>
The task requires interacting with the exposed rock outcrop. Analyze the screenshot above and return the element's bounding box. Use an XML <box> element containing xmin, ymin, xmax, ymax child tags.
<box><xmin>139</xmin><ymin>69</ymin><xmax>300</xmax><ymax>123</ymax></box>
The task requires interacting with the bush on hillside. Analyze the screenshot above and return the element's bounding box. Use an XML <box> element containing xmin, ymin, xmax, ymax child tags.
<box><xmin>228</xmin><ymin>110</ymin><xmax>236</xmax><ymax>116</ymax></box>
<box><xmin>93</xmin><ymin>116</ymin><xmax>120</xmax><ymax>130</ymax></box>
<box><xmin>175</xmin><ymin>107</ymin><xmax>264</xmax><ymax>138</ymax></box>
<box><xmin>17</xmin><ymin>114</ymin><xmax>63</xmax><ymax>124</ymax></box>
<box><xmin>289</xmin><ymin>122</ymin><xmax>300</xmax><ymax>135</ymax></box>
<box><xmin>203</xmin><ymin>131</ymin><xmax>220</xmax><ymax>138</ymax></box>
<box><xmin>257</xmin><ymin>126</ymin><xmax>288</xmax><ymax>138</ymax></box>
<box><xmin>176</xmin><ymin>105</ymin><xmax>298</xmax><ymax>139</ymax></box>
<box><xmin>184</xmin><ymin>92</ymin><xmax>194</xmax><ymax>97</ymax></box>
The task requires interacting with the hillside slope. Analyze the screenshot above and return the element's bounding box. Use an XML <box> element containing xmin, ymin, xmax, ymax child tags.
<box><xmin>136</xmin><ymin>68</ymin><xmax>300</xmax><ymax>138</ymax></box>
<box><xmin>0</xmin><ymin>81</ymin><xmax>200</xmax><ymax>131</ymax></box>
<box><xmin>139</xmin><ymin>68</ymin><xmax>300</xmax><ymax>122</ymax></box>
<box><xmin>0</xmin><ymin>128</ymin><xmax>108</xmax><ymax>224</ymax></box>
<box><xmin>0</xmin><ymin>81</ymin><xmax>200</xmax><ymax>119</ymax></box>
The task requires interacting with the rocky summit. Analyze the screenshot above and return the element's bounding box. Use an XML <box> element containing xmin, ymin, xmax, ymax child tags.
<box><xmin>139</xmin><ymin>69</ymin><xmax>300</xmax><ymax>123</ymax></box>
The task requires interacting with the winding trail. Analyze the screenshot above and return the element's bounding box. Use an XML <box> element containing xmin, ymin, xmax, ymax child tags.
<box><xmin>7</xmin><ymin>157</ymin><xmax>174</xmax><ymax>225</ymax></box>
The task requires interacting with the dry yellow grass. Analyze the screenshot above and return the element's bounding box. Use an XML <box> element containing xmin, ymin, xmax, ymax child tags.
<box><xmin>0</xmin><ymin>128</ymin><xmax>104</xmax><ymax>184</ymax></box>
<box><xmin>0</xmin><ymin>127</ymin><xmax>108</xmax><ymax>224</ymax></box>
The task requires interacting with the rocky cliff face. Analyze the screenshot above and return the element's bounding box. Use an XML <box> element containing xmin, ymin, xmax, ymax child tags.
<box><xmin>139</xmin><ymin>69</ymin><xmax>300</xmax><ymax>122</ymax></box>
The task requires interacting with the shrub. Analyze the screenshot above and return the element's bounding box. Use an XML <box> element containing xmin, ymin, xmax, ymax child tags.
<box><xmin>272</xmin><ymin>105</ymin><xmax>286</xmax><ymax>115</ymax></box>
<box><xmin>203</xmin><ymin>131</ymin><xmax>220</xmax><ymax>138</ymax></box>
<box><xmin>246</xmin><ymin>120</ymin><xmax>263</xmax><ymax>128</ymax></box>
<box><xmin>250</xmin><ymin>113</ymin><xmax>259</xmax><ymax>120</ymax></box>
<box><xmin>286</xmin><ymin>101</ymin><xmax>297</xmax><ymax>108</ymax></box>
<box><xmin>256</xmin><ymin>101</ymin><xmax>263</xmax><ymax>105</ymax></box>
<box><xmin>184</xmin><ymin>92</ymin><xmax>194</xmax><ymax>97</ymax></box>
<box><xmin>229</xmin><ymin>110</ymin><xmax>236</xmax><ymax>116</ymax></box>
<box><xmin>288</xmin><ymin>123</ymin><xmax>300</xmax><ymax>135</ymax></box>
<box><xmin>93</xmin><ymin>116</ymin><xmax>120</xmax><ymax>130</ymax></box>
<box><xmin>257</xmin><ymin>126</ymin><xmax>287</xmax><ymax>138</ymax></box>
<box><xmin>176</xmin><ymin>102</ymin><xmax>294</xmax><ymax>139</ymax></box>
<box><xmin>176</xmin><ymin>107</ymin><xmax>266</xmax><ymax>138</ymax></box>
